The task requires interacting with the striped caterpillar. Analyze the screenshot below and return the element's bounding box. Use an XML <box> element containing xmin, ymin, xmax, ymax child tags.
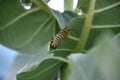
<box><xmin>50</xmin><ymin>27</ymin><xmax>68</xmax><ymax>49</ymax></box>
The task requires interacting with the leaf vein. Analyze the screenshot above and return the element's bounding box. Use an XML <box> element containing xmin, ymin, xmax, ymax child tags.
<box><xmin>95</xmin><ymin>1</ymin><xmax>120</xmax><ymax>13</ymax></box>
<box><xmin>22</xmin><ymin>61</ymin><xmax>61</xmax><ymax>79</ymax></box>
<box><xmin>15</xmin><ymin>17</ymin><xmax>53</xmax><ymax>48</ymax></box>
<box><xmin>91</xmin><ymin>25</ymin><xmax>120</xmax><ymax>28</ymax></box>
<box><xmin>0</xmin><ymin>7</ymin><xmax>40</xmax><ymax>30</ymax></box>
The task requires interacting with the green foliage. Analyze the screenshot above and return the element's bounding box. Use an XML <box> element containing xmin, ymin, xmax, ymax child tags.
<box><xmin>68</xmin><ymin>34</ymin><xmax>120</xmax><ymax>80</ymax></box>
<box><xmin>0</xmin><ymin>0</ymin><xmax>120</xmax><ymax>80</ymax></box>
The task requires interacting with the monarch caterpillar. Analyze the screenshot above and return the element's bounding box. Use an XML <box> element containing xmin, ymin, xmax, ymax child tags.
<box><xmin>50</xmin><ymin>26</ymin><xmax>68</xmax><ymax>49</ymax></box>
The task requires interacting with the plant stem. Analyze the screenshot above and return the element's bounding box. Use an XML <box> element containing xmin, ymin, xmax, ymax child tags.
<box><xmin>74</xmin><ymin>0</ymin><xmax>96</xmax><ymax>52</ymax></box>
<box><xmin>31</xmin><ymin>0</ymin><xmax>53</xmax><ymax>15</ymax></box>
<box><xmin>64</xmin><ymin>0</ymin><xmax>73</xmax><ymax>11</ymax></box>
<box><xmin>61</xmin><ymin>63</ymin><xmax>70</xmax><ymax>80</ymax></box>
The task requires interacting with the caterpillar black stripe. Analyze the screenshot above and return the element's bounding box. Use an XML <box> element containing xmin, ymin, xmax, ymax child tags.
<box><xmin>50</xmin><ymin>27</ymin><xmax>68</xmax><ymax>49</ymax></box>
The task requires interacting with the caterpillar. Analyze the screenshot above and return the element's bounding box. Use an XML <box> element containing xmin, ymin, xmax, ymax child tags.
<box><xmin>50</xmin><ymin>27</ymin><xmax>68</xmax><ymax>49</ymax></box>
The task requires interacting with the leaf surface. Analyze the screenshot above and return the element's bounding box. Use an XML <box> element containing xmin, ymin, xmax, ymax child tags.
<box><xmin>0</xmin><ymin>0</ymin><xmax>77</xmax><ymax>54</ymax></box>
<box><xmin>77</xmin><ymin>0</ymin><xmax>120</xmax><ymax>50</ymax></box>
<box><xmin>68</xmin><ymin>33</ymin><xmax>120</xmax><ymax>80</ymax></box>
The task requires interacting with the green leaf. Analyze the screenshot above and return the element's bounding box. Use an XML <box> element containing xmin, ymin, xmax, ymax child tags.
<box><xmin>77</xmin><ymin>0</ymin><xmax>120</xmax><ymax>26</ymax></box>
<box><xmin>16</xmin><ymin>42</ymin><xmax>70</xmax><ymax>80</ymax></box>
<box><xmin>85</xmin><ymin>27</ymin><xmax>120</xmax><ymax>49</ymax></box>
<box><xmin>17</xmin><ymin>58</ymin><xmax>67</xmax><ymax>80</ymax></box>
<box><xmin>0</xmin><ymin>0</ymin><xmax>55</xmax><ymax>54</ymax></box>
<box><xmin>50</xmin><ymin>10</ymin><xmax>77</xmax><ymax>29</ymax></box>
<box><xmin>0</xmin><ymin>0</ymin><xmax>77</xmax><ymax>54</ymax></box>
<box><xmin>83</xmin><ymin>0</ymin><xmax>120</xmax><ymax>50</ymax></box>
<box><xmin>68</xmin><ymin>33</ymin><xmax>120</xmax><ymax>80</ymax></box>
<box><xmin>77</xmin><ymin>0</ymin><xmax>91</xmax><ymax>13</ymax></box>
<box><xmin>62</xmin><ymin>11</ymin><xmax>77</xmax><ymax>26</ymax></box>
<box><xmin>93</xmin><ymin>1</ymin><xmax>120</xmax><ymax>25</ymax></box>
<box><xmin>50</xmin><ymin>17</ymin><xmax>85</xmax><ymax>57</ymax></box>
<box><xmin>17</xmin><ymin>58</ymin><xmax>63</xmax><ymax>80</ymax></box>
<box><xmin>16</xmin><ymin>44</ymin><xmax>59</xmax><ymax>80</ymax></box>
<box><xmin>1</xmin><ymin>0</ymin><xmax>120</xmax><ymax>80</ymax></box>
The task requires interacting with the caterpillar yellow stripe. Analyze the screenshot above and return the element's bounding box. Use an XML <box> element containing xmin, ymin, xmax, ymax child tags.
<box><xmin>50</xmin><ymin>27</ymin><xmax>68</xmax><ymax>49</ymax></box>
